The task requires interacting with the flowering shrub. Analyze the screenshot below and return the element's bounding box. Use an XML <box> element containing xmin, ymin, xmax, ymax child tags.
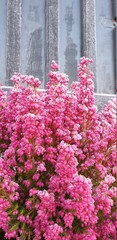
<box><xmin>0</xmin><ymin>58</ymin><xmax>116</xmax><ymax>240</ymax></box>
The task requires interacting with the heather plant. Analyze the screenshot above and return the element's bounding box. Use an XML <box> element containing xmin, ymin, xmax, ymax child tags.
<box><xmin>0</xmin><ymin>58</ymin><xmax>116</xmax><ymax>240</ymax></box>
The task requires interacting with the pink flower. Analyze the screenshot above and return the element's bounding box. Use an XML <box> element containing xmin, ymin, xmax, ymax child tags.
<box><xmin>0</xmin><ymin>57</ymin><xmax>116</xmax><ymax>239</ymax></box>
<box><xmin>51</xmin><ymin>60</ymin><xmax>59</xmax><ymax>71</ymax></box>
<box><xmin>64</xmin><ymin>213</ymin><xmax>74</xmax><ymax>228</ymax></box>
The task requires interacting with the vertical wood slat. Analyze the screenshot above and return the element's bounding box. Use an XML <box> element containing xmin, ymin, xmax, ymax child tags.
<box><xmin>81</xmin><ymin>0</ymin><xmax>97</xmax><ymax>90</ymax></box>
<box><xmin>45</xmin><ymin>0</ymin><xmax>58</xmax><ymax>85</ymax></box>
<box><xmin>6</xmin><ymin>0</ymin><xmax>21</xmax><ymax>85</ymax></box>
<box><xmin>0</xmin><ymin>0</ymin><xmax>7</xmax><ymax>85</ymax></box>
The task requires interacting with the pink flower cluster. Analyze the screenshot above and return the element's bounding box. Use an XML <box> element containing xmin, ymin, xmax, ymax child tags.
<box><xmin>0</xmin><ymin>57</ymin><xmax>116</xmax><ymax>239</ymax></box>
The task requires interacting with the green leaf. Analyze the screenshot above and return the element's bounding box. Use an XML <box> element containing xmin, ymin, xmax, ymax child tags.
<box><xmin>10</xmin><ymin>222</ymin><xmax>19</xmax><ymax>231</ymax></box>
<box><xmin>72</xmin><ymin>216</ymin><xmax>84</xmax><ymax>234</ymax></box>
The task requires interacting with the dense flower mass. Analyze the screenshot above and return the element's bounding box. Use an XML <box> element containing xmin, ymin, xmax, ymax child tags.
<box><xmin>0</xmin><ymin>57</ymin><xmax>116</xmax><ymax>240</ymax></box>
